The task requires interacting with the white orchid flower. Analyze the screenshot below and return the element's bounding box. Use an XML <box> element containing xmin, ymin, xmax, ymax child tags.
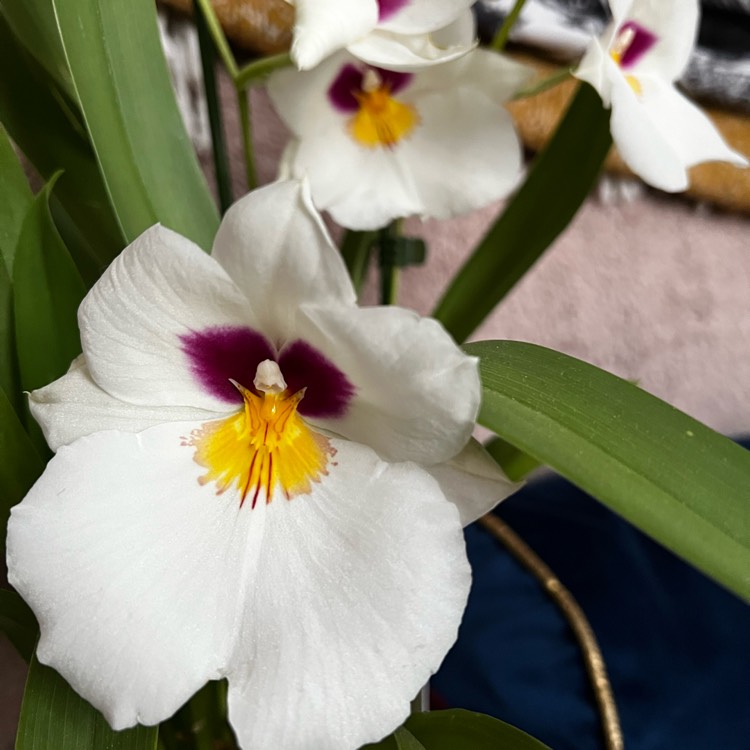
<box><xmin>288</xmin><ymin>0</ymin><xmax>477</xmax><ymax>71</ymax></box>
<box><xmin>575</xmin><ymin>0</ymin><xmax>748</xmax><ymax>191</ymax></box>
<box><xmin>268</xmin><ymin>51</ymin><xmax>531</xmax><ymax>231</ymax></box>
<box><xmin>7</xmin><ymin>180</ymin><xmax>517</xmax><ymax>750</ymax></box>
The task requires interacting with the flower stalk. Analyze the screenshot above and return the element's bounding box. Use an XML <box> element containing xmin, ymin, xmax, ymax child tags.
<box><xmin>490</xmin><ymin>0</ymin><xmax>529</xmax><ymax>52</ymax></box>
<box><xmin>194</xmin><ymin>0</ymin><xmax>233</xmax><ymax>213</ymax></box>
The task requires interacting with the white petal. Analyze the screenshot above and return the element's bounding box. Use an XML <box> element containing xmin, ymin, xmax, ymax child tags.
<box><xmin>294</xmin><ymin>303</ymin><xmax>479</xmax><ymax>464</ymax></box>
<box><xmin>574</xmin><ymin>36</ymin><xmax>614</xmax><ymax>107</ymax></box>
<box><xmin>29</xmin><ymin>355</ymin><xmax>222</xmax><ymax>451</ymax></box>
<box><xmin>419</xmin><ymin>47</ymin><xmax>533</xmax><ymax>101</ymax></box>
<box><xmin>424</xmin><ymin>438</ymin><xmax>521</xmax><ymax>526</ymax></box>
<box><xmin>619</xmin><ymin>0</ymin><xmax>698</xmax><ymax>82</ymax></box>
<box><xmin>378</xmin><ymin>0</ymin><xmax>475</xmax><ymax>35</ymax></box>
<box><xmin>292</xmin><ymin>0</ymin><xmax>378</xmax><ymax>70</ymax></box>
<box><xmin>267</xmin><ymin>54</ymin><xmax>347</xmax><ymax>139</ymax></box>
<box><xmin>348</xmin><ymin>13</ymin><xmax>476</xmax><ymax>73</ymax></box>
<box><xmin>638</xmin><ymin>80</ymin><xmax>748</xmax><ymax>171</ymax></box>
<box><xmin>7</xmin><ymin>422</ymin><xmax>262</xmax><ymax>729</ymax></box>
<box><xmin>608</xmin><ymin>72</ymin><xmax>688</xmax><ymax>191</ymax></box>
<box><xmin>80</xmin><ymin>225</ymin><xmax>254</xmax><ymax>412</ymax></box>
<box><xmin>226</xmin><ymin>439</ymin><xmax>470</xmax><ymax>750</ymax></box>
<box><xmin>609</xmin><ymin>73</ymin><xmax>747</xmax><ymax>192</ymax></box>
<box><xmin>403</xmin><ymin>88</ymin><xmax>524</xmax><ymax>219</ymax></box>
<box><xmin>212</xmin><ymin>180</ymin><xmax>356</xmax><ymax>345</ymax></box>
<box><xmin>287</xmin><ymin>128</ymin><xmax>424</xmax><ymax>230</ymax></box>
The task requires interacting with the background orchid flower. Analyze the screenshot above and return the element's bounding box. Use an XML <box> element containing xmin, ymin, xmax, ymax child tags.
<box><xmin>268</xmin><ymin>51</ymin><xmax>532</xmax><ymax>230</ymax></box>
<box><xmin>6</xmin><ymin>180</ymin><xmax>517</xmax><ymax>750</ymax></box>
<box><xmin>574</xmin><ymin>0</ymin><xmax>748</xmax><ymax>192</ymax></box>
<box><xmin>288</xmin><ymin>0</ymin><xmax>477</xmax><ymax>71</ymax></box>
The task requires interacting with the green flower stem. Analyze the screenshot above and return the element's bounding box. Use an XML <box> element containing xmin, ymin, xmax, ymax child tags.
<box><xmin>490</xmin><ymin>0</ymin><xmax>528</xmax><ymax>52</ymax></box>
<box><xmin>234</xmin><ymin>52</ymin><xmax>293</xmax><ymax>90</ymax></box>
<box><xmin>378</xmin><ymin>220</ymin><xmax>403</xmax><ymax>306</ymax></box>
<box><xmin>512</xmin><ymin>66</ymin><xmax>574</xmax><ymax>100</ymax></box>
<box><xmin>340</xmin><ymin>229</ymin><xmax>377</xmax><ymax>293</ymax></box>
<box><xmin>237</xmin><ymin>88</ymin><xmax>257</xmax><ymax>190</ymax></box>
<box><xmin>195</xmin><ymin>0</ymin><xmax>233</xmax><ymax>213</ymax></box>
<box><xmin>410</xmin><ymin>685</ymin><xmax>429</xmax><ymax>714</ymax></box>
<box><xmin>193</xmin><ymin>0</ymin><xmax>238</xmax><ymax>78</ymax></box>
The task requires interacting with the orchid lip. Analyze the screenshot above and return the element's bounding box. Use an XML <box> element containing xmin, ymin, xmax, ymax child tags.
<box><xmin>187</xmin><ymin>361</ymin><xmax>335</xmax><ymax>509</ymax></box>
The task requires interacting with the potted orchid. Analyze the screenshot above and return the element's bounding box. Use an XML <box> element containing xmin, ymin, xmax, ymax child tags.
<box><xmin>0</xmin><ymin>0</ymin><xmax>748</xmax><ymax>749</ymax></box>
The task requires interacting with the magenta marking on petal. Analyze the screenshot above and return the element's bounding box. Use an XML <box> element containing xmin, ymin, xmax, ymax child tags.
<box><xmin>279</xmin><ymin>340</ymin><xmax>355</xmax><ymax>419</ymax></box>
<box><xmin>618</xmin><ymin>21</ymin><xmax>658</xmax><ymax>69</ymax></box>
<box><xmin>328</xmin><ymin>64</ymin><xmax>364</xmax><ymax>112</ymax></box>
<box><xmin>380</xmin><ymin>68</ymin><xmax>413</xmax><ymax>95</ymax></box>
<box><xmin>328</xmin><ymin>64</ymin><xmax>413</xmax><ymax>113</ymax></box>
<box><xmin>181</xmin><ymin>326</ymin><xmax>275</xmax><ymax>403</ymax></box>
<box><xmin>377</xmin><ymin>0</ymin><xmax>409</xmax><ymax>21</ymax></box>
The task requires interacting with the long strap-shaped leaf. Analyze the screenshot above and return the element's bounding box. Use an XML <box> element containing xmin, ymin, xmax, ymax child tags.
<box><xmin>364</xmin><ymin>709</ymin><xmax>551</xmax><ymax>749</ymax></box>
<box><xmin>434</xmin><ymin>83</ymin><xmax>611</xmax><ymax>343</ymax></box>
<box><xmin>0</xmin><ymin>385</ymin><xmax>43</xmax><ymax>555</ymax></box>
<box><xmin>0</xmin><ymin>16</ymin><xmax>123</xmax><ymax>277</ymax></box>
<box><xmin>467</xmin><ymin>340</ymin><xmax>750</xmax><ymax>601</ymax></box>
<box><xmin>0</xmin><ymin>124</ymin><xmax>32</xmax><ymax>410</ymax></box>
<box><xmin>52</xmin><ymin>0</ymin><xmax>219</xmax><ymax>249</ymax></box>
<box><xmin>13</xmin><ymin>173</ymin><xmax>86</xmax><ymax>395</ymax></box>
<box><xmin>17</xmin><ymin>655</ymin><xmax>158</xmax><ymax>750</ymax></box>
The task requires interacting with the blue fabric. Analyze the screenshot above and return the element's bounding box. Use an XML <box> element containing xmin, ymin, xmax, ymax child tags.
<box><xmin>432</xmin><ymin>447</ymin><xmax>750</xmax><ymax>750</ymax></box>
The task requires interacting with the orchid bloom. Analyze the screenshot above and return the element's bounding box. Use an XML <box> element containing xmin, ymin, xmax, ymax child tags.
<box><xmin>7</xmin><ymin>180</ymin><xmax>517</xmax><ymax>750</ymax></box>
<box><xmin>575</xmin><ymin>0</ymin><xmax>748</xmax><ymax>191</ymax></box>
<box><xmin>288</xmin><ymin>0</ymin><xmax>476</xmax><ymax>71</ymax></box>
<box><xmin>268</xmin><ymin>51</ymin><xmax>531</xmax><ymax>230</ymax></box>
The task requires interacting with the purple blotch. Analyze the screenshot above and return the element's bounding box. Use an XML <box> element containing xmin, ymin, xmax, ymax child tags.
<box><xmin>181</xmin><ymin>326</ymin><xmax>275</xmax><ymax>403</ymax></box>
<box><xmin>328</xmin><ymin>64</ymin><xmax>414</xmax><ymax>113</ymax></box>
<box><xmin>377</xmin><ymin>0</ymin><xmax>409</xmax><ymax>21</ymax></box>
<box><xmin>279</xmin><ymin>339</ymin><xmax>355</xmax><ymax>419</ymax></box>
<box><xmin>618</xmin><ymin>20</ymin><xmax>658</xmax><ymax>69</ymax></box>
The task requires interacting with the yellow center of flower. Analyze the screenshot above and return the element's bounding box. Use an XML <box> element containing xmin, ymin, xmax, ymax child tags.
<box><xmin>349</xmin><ymin>70</ymin><xmax>419</xmax><ymax>149</ymax></box>
<box><xmin>186</xmin><ymin>361</ymin><xmax>333</xmax><ymax>508</ymax></box>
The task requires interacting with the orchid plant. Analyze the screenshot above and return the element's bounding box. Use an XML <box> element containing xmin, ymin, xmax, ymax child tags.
<box><xmin>0</xmin><ymin>0</ymin><xmax>748</xmax><ymax>749</ymax></box>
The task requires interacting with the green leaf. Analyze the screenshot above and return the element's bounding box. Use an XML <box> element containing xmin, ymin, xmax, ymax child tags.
<box><xmin>0</xmin><ymin>0</ymin><xmax>72</xmax><ymax>94</ymax></box>
<box><xmin>17</xmin><ymin>654</ymin><xmax>158</xmax><ymax>750</ymax></box>
<box><xmin>13</xmin><ymin>173</ymin><xmax>86</xmax><ymax>393</ymax></box>
<box><xmin>0</xmin><ymin>15</ymin><xmax>124</xmax><ymax>273</ymax></box>
<box><xmin>0</xmin><ymin>588</ymin><xmax>37</xmax><ymax>662</ymax></box>
<box><xmin>467</xmin><ymin>340</ymin><xmax>750</xmax><ymax>601</ymax></box>
<box><xmin>0</xmin><ymin>123</ymin><xmax>33</xmax><ymax>413</ymax></box>
<box><xmin>53</xmin><ymin>0</ymin><xmax>219</xmax><ymax>248</ymax></box>
<box><xmin>0</xmin><ymin>385</ymin><xmax>44</xmax><ymax>554</ymax></box>
<box><xmin>434</xmin><ymin>83</ymin><xmax>612</xmax><ymax>343</ymax></box>
<box><xmin>484</xmin><ymin>436</ymin><xmax>541</xmax><ymax>482</ymax></box>
<box><xmin>341</xmin><ymin>229</ymin><xmax>377</xmax><ymax>294</ymax></box>
<box><xmin>394</xmin><ymin>727</ymin><xmax>427</xmax><ymax>750</ymax></box>
<box><xmin>0</xmin><ymin>122</ymin><xmax>33</xmax><ymax>273</ymax></box>
<box><xmin>363</xmin><ymin>712</ymin><xmax>549</xmax><ymax>750</ymax></box>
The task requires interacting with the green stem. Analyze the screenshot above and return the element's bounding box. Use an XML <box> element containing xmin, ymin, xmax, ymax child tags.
<box><xmin>410</xmin><ymin>685</ymin><xmax>429</xmax><ymax>714</ymax></box>
<box><xmin>195</xmin><ymin>0</ymin><xmax>233</xmax><ymax>213</ymax></box>
<box><xmin>193</xmin><ymin>0</ymin><xmax>238</xmax><ymax>77</ymax></box>
<box><xmin>234</xmin><ymin>52</ymin><xmax>293</xmax><ymax>90</ymax></box>
<box><xmin>340</xmin><ymin>229</ymin><xmax>377</xmax><ymax>293</ymax></box>
<box><xmin>512</xmin><ymin>66</ymin><xmax>573</xmax><ymax>100</ymax></box>
<box><xmin>378</xmin><ymin>220</ymin><xmax>402</xmax><ymax>306</ymax></box>
<box><xmin>236</xmin><ymin>88</ymin><xmax>257</xmax><ymax>190</ymax></box>
<box><xmin>490</xmin><ymin>0</ymin><xmax>528</xmax><ymax>52</ymax></box>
